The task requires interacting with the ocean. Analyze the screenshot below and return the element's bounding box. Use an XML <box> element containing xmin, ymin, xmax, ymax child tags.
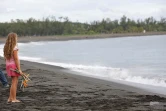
<box><xmin>1</xmin><ymin>35</ymin><xmax>166</xmax><ymax>94</ymax></box>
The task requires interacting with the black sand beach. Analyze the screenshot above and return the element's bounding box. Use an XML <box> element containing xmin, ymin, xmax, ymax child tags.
<box><xmin>0</xmin><ymin>32</ymin><xmax>166</xmax><ymax>43</ymax></box>
<box><xmin>1</xmin><ymin>33</ymin><xmax>166</xmax><ymax>110</ymax></box>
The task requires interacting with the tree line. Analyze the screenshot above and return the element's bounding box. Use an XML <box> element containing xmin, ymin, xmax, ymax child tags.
<box><xmin>0</xmin><ymin>15</ymin><xmax>166</xmax><ymax>37</ymax></box>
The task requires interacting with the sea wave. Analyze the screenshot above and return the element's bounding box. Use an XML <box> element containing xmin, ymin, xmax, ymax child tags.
<box><xmin>0</xmin><ymin>44</ymin><xmax>4</xmax><ymax>57</ymax></box>
<box><xmin>19</xmin><ymin>56</ymin><xmax>42</xmax><ymax>61</ymax></box>
<box><xmin>32</xmin><ymin>61</ymin><xmax>166</xmax><ymax>87</ymax></box>
<box><xmin>18</xmin><ymin>42</ymin><xmax>45</xmax><ymax>46</ymax></box>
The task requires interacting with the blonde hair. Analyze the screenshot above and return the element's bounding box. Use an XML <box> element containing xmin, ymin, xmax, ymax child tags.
<box><xmin>4</xmin><ymin>32</ymin><xmax>18</xmax><ymax>60</ymax></box>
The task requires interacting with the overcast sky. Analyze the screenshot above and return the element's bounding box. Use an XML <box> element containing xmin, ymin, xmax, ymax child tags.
<box><xmin>0</xmin><ymin>0</ymin><xmax>166</xmax><ymax>23</ymax></box>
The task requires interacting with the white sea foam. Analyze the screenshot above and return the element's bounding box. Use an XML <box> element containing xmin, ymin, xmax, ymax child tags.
<box><xmin>18</xmin><ymin>43</ymin><xmax>27</xmax><ymax>46</ymax></box>
<box><xmin>0</xmin><ymin>44</ymin><xmax>4</xmax><ymax>57</ymax></box>
<box><xmin>19</xmin><ymin>56</ymin><xmax>41</xmax><ymax>61</ymax></box>
<box><xmin>29</xmin><ymin>42</ymin><xmax>45</xmax><ymax>45</ymax></box>
<box><xmin>18</xmin><ymin>42</ymin><xmax>45</xmax><ymax>47</ymax></box>
<box><xmin>30</xmin><ymin>61</ymin><xmax>166</xmax><ymax>87</ymax></box>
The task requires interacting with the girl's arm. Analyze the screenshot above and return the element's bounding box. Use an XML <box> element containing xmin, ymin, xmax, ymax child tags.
<box><xmin>13</xmin><ymin>50</ymin><xmax>23</xmax><ymax>74</ymax></box>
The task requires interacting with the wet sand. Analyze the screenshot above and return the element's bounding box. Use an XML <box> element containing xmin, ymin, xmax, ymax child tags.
<box><xmin>1</xmin><ymin>33</ymin><xmax>166</xmax><ymax>110</ymax></box>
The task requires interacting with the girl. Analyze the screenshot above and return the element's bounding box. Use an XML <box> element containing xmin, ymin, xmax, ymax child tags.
<box><xmin>4</xmin><ymin>32</ymin><xmax>23</xmax><ymax>103</ymax></box>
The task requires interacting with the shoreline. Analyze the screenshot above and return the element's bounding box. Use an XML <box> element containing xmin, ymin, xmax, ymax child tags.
<box><xmin>0</xmin><ymin>32</ymin><xmax>166</xmax><ymax>43</ymax></box>
<box><xmin>0</xmin><ymin>56</ymin><xmax>164</xmax><ymax>96</ymax></box>
<box><xmin>1</xmin><ymin>58</ymin><xmax>166</xmax><ymax>110</ymax></box>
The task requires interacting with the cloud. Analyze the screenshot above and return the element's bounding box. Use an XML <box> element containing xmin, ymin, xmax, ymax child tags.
<box><xmin>0</xmin><ymin>7</ymin><xmax>16</xmax><ymax>14</ymax></box>
<box><xmin>0</xmin><ymin>0</ymin><xmax>165</xmax><ymax>23</ymax></box>
<box><xmin>6</xmin><ymin>8</ymin><xmax>16</xmax><ymax>13</ymax></box>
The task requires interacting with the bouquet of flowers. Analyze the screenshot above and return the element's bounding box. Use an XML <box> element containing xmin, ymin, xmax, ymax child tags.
<box><xmin>10</xmin><ymin>68</ymin><xmax>31</xmax><ymax>92</ymax></box>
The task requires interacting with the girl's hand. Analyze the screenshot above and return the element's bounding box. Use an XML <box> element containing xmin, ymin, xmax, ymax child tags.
<box><xmin>18</xmin><ymin>70</ymin><xmax>23</xmax><ymax>75</ymax></box>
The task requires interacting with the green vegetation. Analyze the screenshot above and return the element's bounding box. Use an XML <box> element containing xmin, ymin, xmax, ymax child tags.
<box><xmin>0</xmin><ymin>15</ymin><xmax>166</xmax><ymax>37</ymax></box>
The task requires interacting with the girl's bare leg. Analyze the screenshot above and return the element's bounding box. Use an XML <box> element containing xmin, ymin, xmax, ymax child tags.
<box><xmin>8</xmin><ymin>76</ymin><xmax>20</xmax><ymax>102</ymax></box>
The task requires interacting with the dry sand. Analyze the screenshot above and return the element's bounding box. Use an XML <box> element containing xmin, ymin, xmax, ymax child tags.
<box><xmin>1</xmin><ymin>33</ymin><xmax>166</xmax><ymax>110</ymax></box>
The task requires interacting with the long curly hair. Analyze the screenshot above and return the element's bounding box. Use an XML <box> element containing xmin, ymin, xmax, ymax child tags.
<box><xmin>4</xmin><ymin>32</ymin><xmax>18</xmax><ymax>60</ymax></box>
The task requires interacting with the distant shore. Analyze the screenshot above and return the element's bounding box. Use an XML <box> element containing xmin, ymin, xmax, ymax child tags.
<box><xmin>0</xmin><ymin>32</ymin><xmax>166</xmax><ymax>43</ymax></box>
